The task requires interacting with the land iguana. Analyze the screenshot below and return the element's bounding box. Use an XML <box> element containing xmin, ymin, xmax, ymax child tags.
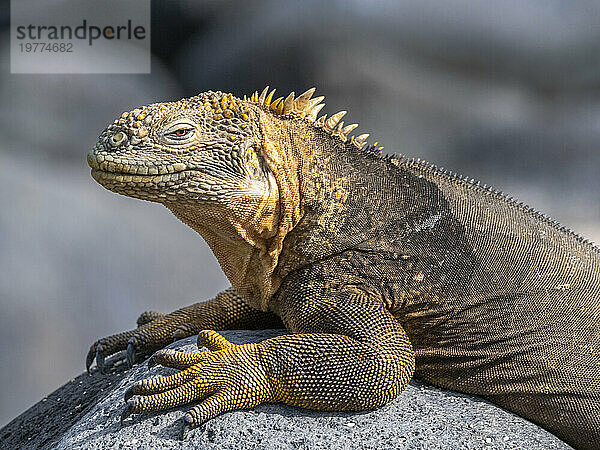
<box><xmin>86</xmin><ymin>87</ymin><xmax>600</xmax><ymax>448</ymax></box>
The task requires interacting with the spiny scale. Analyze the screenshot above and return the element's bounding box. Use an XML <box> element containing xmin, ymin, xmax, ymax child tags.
<box><xmin>324</xmin><ymin>111</ymin><xmax>347</xmax><ymax>132</ymax></box>
<box><xmin>247</xmin><ymin>86</ymin><xmax>369</xmax><ymax>150</ymax></box>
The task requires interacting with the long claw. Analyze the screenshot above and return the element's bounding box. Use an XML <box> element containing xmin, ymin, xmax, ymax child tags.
<box><xmin>180</xmin><ymin>423</ymin><xmax>192</xmax><ymax>440</ymax></box>
<box><xmin>120</xmin><ymin>403</ymin><xmax>133</xmax><ymax>427</ymax></box>
<box><xmin>127</xmin><ymin>341</ymin><xmax>137</xmax><ymax>368</ymax></box>
<box><xmin>86</xmin><ymin>347</ymin><xmax>96</xmax><ymax>374</ymax></box>
<box><xmin>96</xmin><ymin>348</ymin><xmax>106</xmax><ymax>374</ymax></box>
<box><xmin>124</xmin><ymin>385</ymin><xmax>136</xmax><ymax>402</ymax></box>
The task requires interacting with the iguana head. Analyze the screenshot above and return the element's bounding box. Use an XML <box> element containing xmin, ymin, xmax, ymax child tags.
<box><xmin>88</xmin><ymin>91</ymin><xmax>270</xmax><ymax>204</ymax></box>
<box><xmin>88</xmin><ymin>87</ymin><xmax>372</xmax><ymax>309</ymax></box>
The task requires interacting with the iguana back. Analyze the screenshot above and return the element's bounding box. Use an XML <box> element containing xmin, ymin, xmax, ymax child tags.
<box><xmin>396</xmin><ymin>158</ymin><xmax>600</xmax><ymax>445</ymax></box>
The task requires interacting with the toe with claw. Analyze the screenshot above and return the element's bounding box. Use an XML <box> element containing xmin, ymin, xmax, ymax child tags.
<box><xmin>118</xmin><ymin>330</ymin><xmax>275</xmax><ymax>436</ymax></box>
<box><xmin>85</xmin><ymin>306</ymin><xmax>198</xmax><ymax>373</ymax></box>
<box><xmin>180</xmin><ymin>417</ymin><xmax>193</xmax><ymax>440</ymax></box>
<box><xmin>120</xmin><ymin>403</ymin><xmax>134</xmax><ymax>427</ymax></box>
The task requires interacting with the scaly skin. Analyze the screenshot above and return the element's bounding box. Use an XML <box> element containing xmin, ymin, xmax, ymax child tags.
<box><xmin>87</xmin><ymin>87</ymin><xmax>600</xmax><ymax>448</ymax></box>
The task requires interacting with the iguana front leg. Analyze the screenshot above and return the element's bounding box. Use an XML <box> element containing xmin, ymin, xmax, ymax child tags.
<box><xmin>87</xmin><ymin>288</ymin><xmax>283</xmax><ymax>373</ymax></box>
<box><xmin>121</xmin><ymin>265</ymin><xmax>415</xmax><ymax>438</ymax></box>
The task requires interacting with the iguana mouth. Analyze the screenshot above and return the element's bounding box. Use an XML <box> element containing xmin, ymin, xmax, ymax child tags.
<box><xmin>90</xmin><ymin>168</ymin><xmax>191</xmax><ymax>185</ymax></box>
<box><xmin>87</xmin><ymin>152</ymin><xmax>188</xmax><ymax>176</ymax></box>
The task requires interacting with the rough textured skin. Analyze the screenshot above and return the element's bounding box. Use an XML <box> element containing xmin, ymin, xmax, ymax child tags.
<box><xmin>86</xmin><ymin>87</ymin><xmax>600</xmax><ymax>448</ymax></box>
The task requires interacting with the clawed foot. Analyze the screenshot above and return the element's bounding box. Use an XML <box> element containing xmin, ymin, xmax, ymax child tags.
<box><xmin>87</xmin><ymin>308</ymin><xmax>202</xmax><ymax>374</ymax></box>
<box><xmin>120</xmin><ymin>330</ymin><xmax>272</xmax><ymax>439</ymax></box>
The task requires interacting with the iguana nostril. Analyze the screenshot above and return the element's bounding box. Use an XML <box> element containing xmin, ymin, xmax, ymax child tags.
<box><xmin>110</xmin><ymin>131</ymin><xmax>127</xmax><ymax>147</ymax></box>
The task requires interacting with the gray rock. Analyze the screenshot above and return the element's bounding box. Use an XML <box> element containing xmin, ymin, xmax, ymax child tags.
<box><xmin>1</xmin><ymin>330</ymin><xmax>570</xmax><ymax>449</ymax></box>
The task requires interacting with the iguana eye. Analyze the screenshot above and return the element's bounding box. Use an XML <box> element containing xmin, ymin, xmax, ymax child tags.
<box><xmin>172</xmin><ymin>128</ymin><xmax>190</xmax><ymax>137</ymax></box>
<box><xmin>162</xmin><ymin>123</ymin><xmax>196</xmax><ymax>143</ymax></box>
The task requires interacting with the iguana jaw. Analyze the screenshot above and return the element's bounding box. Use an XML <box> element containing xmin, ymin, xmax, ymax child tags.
<box><xmin>89</xmin><ymin>168</ymin><xmax>192</xmax><ymax>203</ymax></box>
<box><xmin>87</xmin><ymin>147</ymin><xmax>244</xmax><ymax>204</ymax></box>
<box><xmin>87</xmin><ymin>148</ymin><xmax>189</xmax><ymax>176</ymax></box>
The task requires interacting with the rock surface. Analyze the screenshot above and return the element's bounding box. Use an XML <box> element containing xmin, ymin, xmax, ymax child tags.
<box><xmin>1</xmin><ymin>330</ymin><xmax>570</xmax><ymax>449</ymax></box>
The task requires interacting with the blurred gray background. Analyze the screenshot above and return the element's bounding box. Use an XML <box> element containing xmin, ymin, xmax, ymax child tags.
<box><xmin>2</xmin><ymin>0</ymin><xmax>600</xmax><ymax>426</ymax></box>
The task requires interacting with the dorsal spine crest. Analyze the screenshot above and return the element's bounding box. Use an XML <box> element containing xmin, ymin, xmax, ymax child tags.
<box><xmin>247</xmin><ymin>86</ymin><xmax>373</xmax><ymax>152</ymax></box>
